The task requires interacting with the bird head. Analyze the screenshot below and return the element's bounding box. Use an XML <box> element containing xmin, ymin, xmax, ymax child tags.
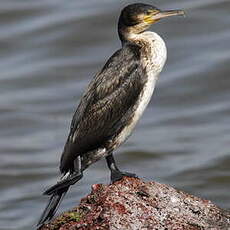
<box><xmin>118</xmin><ymin>3</ymin><xmax>185</xmax><ymax>42</ymax></box>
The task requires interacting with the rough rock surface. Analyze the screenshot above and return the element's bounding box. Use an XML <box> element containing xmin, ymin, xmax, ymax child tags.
<box><xmin>40</xmin><ymin>177</ymin><xmax>230</xmax><ymax>230</ymax></box>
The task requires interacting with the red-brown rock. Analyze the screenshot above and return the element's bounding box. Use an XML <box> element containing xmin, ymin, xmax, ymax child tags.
<box><xmin>40</xmin><ymin>177</ymin><xmax>230</xmax><ymax>230</ymax></box>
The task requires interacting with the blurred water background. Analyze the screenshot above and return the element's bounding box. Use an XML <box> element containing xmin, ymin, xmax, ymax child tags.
<box><xmin>0</xmin><ymin>0</ymin><xmax>229</xmax><ymax>229</ymax></box>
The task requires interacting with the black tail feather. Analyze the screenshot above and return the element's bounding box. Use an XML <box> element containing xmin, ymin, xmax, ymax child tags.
<box><xmin>37</xmin><ymin>172</ymin><xmax>83</xmax><ymax>229</ymax></box>
<box><xmin>37</xmin><ymin>187</ymin><xmax>69</xmax><ymax>229</ymax></box>
<box><xmin>44</xmin><ymin>172</ymin><xmax>83</xmax><ymax>196</ymax></box>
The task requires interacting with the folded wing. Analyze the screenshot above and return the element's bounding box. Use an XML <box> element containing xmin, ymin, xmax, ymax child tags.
<box><xmin>60</xmin><ymin>44</ymin><xmax>145</xmax><ymax>173</ymax></box>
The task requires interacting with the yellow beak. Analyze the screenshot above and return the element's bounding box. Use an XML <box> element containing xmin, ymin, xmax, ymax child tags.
<box><xmin>144</xmin><ymin>9</ymin><xmax>185</xmax><ymax>24</ymax></box>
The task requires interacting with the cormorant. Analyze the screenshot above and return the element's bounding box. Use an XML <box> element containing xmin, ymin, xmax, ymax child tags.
<box><xmin>37</xmin><ymin>3</ymin><xmax>184</xmax><ymax>228</ymax></box>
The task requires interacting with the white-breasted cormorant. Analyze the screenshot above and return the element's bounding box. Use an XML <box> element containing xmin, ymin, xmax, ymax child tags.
<box><xmin>37</xmin><ymin>3</ymin><xmax>184</xmax><ymax>228</ymax></box>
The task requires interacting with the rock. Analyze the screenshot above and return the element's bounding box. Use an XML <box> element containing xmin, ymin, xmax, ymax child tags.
<box><xmin>40</xmin><ymin>177</ymin><xmax>230</xmax><ymax>230</ymax></box>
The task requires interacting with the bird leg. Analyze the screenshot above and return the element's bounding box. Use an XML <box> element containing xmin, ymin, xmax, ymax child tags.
<box><xmin>66</xmin><ymin>155</ymin><xmax>83</xmax><ymax>184</ymax></box>
<box><xmin>106</xmin><ymin>153</ymin><xmax>138</xmax><ymax>183</ymax></box>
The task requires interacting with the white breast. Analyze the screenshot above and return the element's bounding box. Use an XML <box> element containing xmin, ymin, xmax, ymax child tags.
<box><xmin>114</xmin><ymin>31</ymin><xmax>167</xmax><ymax>148</ymax></box>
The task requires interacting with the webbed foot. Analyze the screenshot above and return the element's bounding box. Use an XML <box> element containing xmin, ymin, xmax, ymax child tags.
<box><xmin>111</xmin><ymin>169</ymin><xmax>138</xmax><ymax>183</ymax></box>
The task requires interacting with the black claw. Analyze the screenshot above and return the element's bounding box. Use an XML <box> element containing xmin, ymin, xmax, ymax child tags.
<box><xmin>106</xmin><ymin>153</ymin><xmax>138</xmax><ymax>183</ymax></box>
<box><xmin>111</xmin><ymin>170</ymin><xmax>138</xmax><ymax>183</ymax></box>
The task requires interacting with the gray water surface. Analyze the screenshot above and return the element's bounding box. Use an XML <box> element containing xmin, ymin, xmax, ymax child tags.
<box><xmin>0</xmin><ymin>1</ymin><xmax>230</xmax><ymax>229</ymax></box>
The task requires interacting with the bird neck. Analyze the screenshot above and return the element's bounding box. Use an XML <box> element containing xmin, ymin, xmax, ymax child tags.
<box><xmin>122</xmin><ymin>31</ymin><xmax>167</xmax><ymax>75</ymax></box>
<box><xmin>118</xmin><ymin>20</ymin><xmax>150</xmax><ymax>45</ymax></box>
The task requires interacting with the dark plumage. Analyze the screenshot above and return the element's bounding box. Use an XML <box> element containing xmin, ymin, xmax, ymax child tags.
<box><xmin>60</xmin><ymin>44</ymin><xmax>144</xmax><ymax>173</ymax></box>
<box><xmin>119</xmin><ymin>4</ymin><xmax>158</xmax><ymax>26</ymax></box>
<box><xmin>37</xmin><ymin>3</ymin><xmax>184</xmax><ymax>228</ymax></box>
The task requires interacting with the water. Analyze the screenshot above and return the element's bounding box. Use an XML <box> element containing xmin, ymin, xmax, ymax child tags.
<box><xmin>0</xmin><ymin>1</ymin><xmax>229</xmax><ymax>229</ymax></box>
